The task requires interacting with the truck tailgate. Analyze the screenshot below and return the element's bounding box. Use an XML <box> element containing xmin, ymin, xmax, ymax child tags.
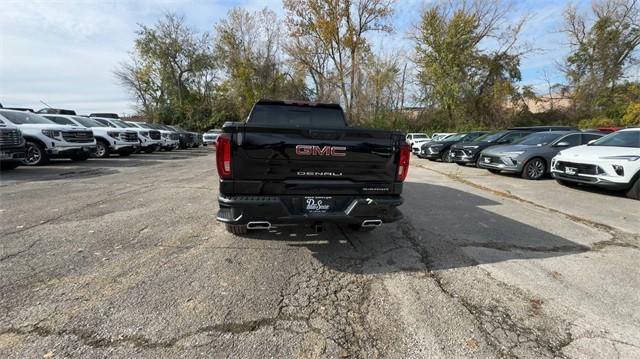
<box><xmin>226</xmin><ymin>124</ymin><xmax>402</xmax><ymax>194</ymax></box>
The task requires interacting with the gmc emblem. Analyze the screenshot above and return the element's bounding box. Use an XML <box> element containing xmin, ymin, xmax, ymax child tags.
<box><xmin>295</xmin><ymin>145</ymin><xmax>346</xmax><ymax>157</ymax></box>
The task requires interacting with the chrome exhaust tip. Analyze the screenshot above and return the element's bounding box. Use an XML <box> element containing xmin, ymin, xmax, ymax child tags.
<box><xmin>361</xmin><ymin>219</ymin><xmax>383</xmax><ymax>227</ymax></box>
<box><xmin>246</xmin><ymin>221</ymin><xmax>272</xmax><ymax>230</ymax></box>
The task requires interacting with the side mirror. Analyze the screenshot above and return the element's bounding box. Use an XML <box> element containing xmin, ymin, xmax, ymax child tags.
<box><xmin>588</xmin><ymin>139</ymin><xmax>597</xmax><ymax>145</ymax></box>
<box><xmin>555</xmin><ymin>141</ymin><xmax>570</xmax><ymax>147</ymax></box>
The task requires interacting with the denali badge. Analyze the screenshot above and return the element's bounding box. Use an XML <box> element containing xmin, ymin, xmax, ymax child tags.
<box><xmin>297</xmin><ymin>171</ymin><xmax>343</xmax><ymax>177</ymax></box>
<box><xmin>295</xmin><ymin>145</ymin><xmax>346</xmax><ymax>157</ymax></box>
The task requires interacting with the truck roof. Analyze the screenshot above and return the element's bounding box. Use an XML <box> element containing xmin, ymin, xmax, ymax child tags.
<box><xmin>255</xmin><ymin>99</ymin><xmax>343</xmax><ymax>110</ymax></box>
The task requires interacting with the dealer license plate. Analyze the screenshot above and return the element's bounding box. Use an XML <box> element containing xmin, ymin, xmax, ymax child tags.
<box><xmin>304</xmin><ymin>196</ymin><xmax>333</xmax><ymax>213</ymax></box>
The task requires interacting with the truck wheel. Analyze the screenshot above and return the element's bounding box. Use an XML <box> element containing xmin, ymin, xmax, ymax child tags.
<box><xmin>0</xmin><ymin>161</ymin><xmax>20</xmax><ymax>170</ymax></box>
<box><xmin>626</xmin><ymin>175</ymin><xmax>640</xmax><ymax>200</ymax></box>
<box><xmin>522</xmin><ymin>158</ymin><xmax>546</xmax><ymax>180</ymax></box>
<box><xmin>23</xmin><ymin>141</ymin><xmax>49</xmax><ymax>166</ymax></box>
<box><xmin>225</xmin><ymin>224</ymin><xmax>248</xmax><ymax>235</ymax></box>
<box><xmin>93</xmin><ymin>140</ymin><xmax>110</xmax><ymax>158</ymax></box>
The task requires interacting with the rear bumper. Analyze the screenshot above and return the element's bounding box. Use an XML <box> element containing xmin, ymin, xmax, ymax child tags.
<box><xmin>217</xmin><ymin>195</ymin><xmax>403</xmax><ymax>225</ymax></box>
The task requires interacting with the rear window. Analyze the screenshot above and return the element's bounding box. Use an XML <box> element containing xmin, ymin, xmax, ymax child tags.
<box><xmin>249</xmin><ymin>104</ymin><xmax>346</xmax><ymax>128</ymax></box>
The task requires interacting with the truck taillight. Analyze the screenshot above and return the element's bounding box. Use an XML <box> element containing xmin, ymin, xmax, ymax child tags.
<box><xmin>396</xmin><ymin>143</ymin><xmax>410</xmax><ymax>182</ymax></box>
<box><xmin>216</xmin><ymin>133</ymin><xmax>232</xmax><ymax>179</ymax></box>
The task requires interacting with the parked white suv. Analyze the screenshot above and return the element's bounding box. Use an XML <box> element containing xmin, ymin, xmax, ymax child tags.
<box><xmin>42</xmin><ymin>115</ymin><xmax>139</xmax><ymax>158</ymax></box>
<box><xmin>92</xmin><ymin>117</ymin><xmax>162</xmax><ymax>153</ymax></box>
<box><xmin>0</xmin><ymin>109</ymin><xmax>96</xmax><ymax>165</ymax></box>
<box><xmin>551</xmin><ymin>128</ymin><xmax>640</xmax><ymax>200</ymax></box>
<box><xmin>203</xmin><ymin>129</ymin><xmax>221</xmax><ymax>146</ymax></box>
<box><xmin>127</xmin><ymin>122</ymin><xmax>178</xmax><ymax>151</ymax></box>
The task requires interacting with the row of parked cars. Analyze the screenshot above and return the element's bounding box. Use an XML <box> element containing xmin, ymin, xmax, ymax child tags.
<box><xmin>406</xmin><ymin>126</ymin><xmax>640</xmax><ymax>200</ymax></box>
<box><xmin>0</xmin><ymin>107</ymin><xmax>206</xmax><ymax>170</ymax></box>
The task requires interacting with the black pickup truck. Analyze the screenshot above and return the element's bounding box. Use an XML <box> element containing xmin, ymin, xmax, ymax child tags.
<box><xmin>215</xmin><ymin>100</ymin><xmax>410</xmax><ymax>234</ymax></box>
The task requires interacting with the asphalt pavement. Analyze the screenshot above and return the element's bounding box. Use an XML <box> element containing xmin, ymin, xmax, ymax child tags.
<box><xmin>1</xmin><ymin>149</ymin><xmax>638</xmax><ymax>358</ymax></box>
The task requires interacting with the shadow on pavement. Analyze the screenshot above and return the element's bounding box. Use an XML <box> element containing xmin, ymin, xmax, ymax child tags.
<box><xmin>234</xmin><ymin>182</ymin><xmax>590</xmax><ymax>273</ymax></box>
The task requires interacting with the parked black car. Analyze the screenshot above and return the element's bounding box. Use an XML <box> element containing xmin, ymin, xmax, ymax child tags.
<box><xmin>450</xmin><ymin>130</ymin><xmax>534</xmax><ymax>166</ymax></box>
<box><xmin>0</xmin><ymin>118</ymin><xmax>26</xmax><ymax>170</ymax></box>
<box><xmin>419</xmin><ymin>131</ymin><xmax>488</xmax><ymax>161</ymax></box>
<box><xmin>508</xmin><ymin>126</ymin><xmax>578</xmax><ymax>131</ymax></box>
<box><xmin>477</xmin><ymin>131</ymin><xmax>605</xmax><ymax>179</ymax></box>
<box><xmin>168</xmin><ymin>125</ymin><xmax>196</xmax><ymax>149</ymax></box>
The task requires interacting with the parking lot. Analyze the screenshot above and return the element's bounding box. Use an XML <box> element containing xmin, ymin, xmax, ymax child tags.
<box><xmin>1</xmin><ymin>149</ymin><xmax>639</xmax><ymax>358</ymax></box>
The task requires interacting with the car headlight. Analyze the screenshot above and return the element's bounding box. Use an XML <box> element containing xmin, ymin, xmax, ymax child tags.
<box><xmin>600</xmin><ymin>155</ymin><xmax>640</xmax><ymax>161</ymax></box>
<box><xmin>107</xmin><ymin>131</ymin><xmax>121</xmax><ymax>139</ymax></box>
<box><xmin>503</xmin><ymin>151</ymin><xmax>524</xmax><ymax>157</ymax></box>
<box><xmin>42</xmin><ymin>129</ymin><xmax>62</xmax><ymax>139</ymax></box>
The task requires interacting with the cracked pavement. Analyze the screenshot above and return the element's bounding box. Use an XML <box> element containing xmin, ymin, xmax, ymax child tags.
<box><xmin>1</xmin><ymin>149</ymin><xmax>639</xmax><ymax>358</ymax></box>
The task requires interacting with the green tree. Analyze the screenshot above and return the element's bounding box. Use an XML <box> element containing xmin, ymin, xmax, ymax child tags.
<box><xmin>284</xmin><ymin>0</ymin><xmax>394</xmax><ymax>122</ymax></box>
<box><xmin>413</xmin><ymin>0</ymin><xmax>528</xmax><ymax>129</ymax></box>
<box><xmin>562</xmin><ymin>0</ymin><xmax>640</xmax><ymax>117</ymax></box>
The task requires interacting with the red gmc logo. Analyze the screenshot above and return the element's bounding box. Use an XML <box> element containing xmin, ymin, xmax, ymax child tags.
<box><xmin>295</xmin><ymin>145</ymin><xmax>346</xmax><ymax>157</ymax></box>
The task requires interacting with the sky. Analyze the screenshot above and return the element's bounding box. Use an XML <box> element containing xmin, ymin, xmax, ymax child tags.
<box><xmin>1</xmin><ymin>0</ymin><xmax>634</xmax><ymax>116</ymax></box>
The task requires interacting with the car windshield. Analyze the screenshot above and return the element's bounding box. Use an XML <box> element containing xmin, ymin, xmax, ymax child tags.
<box><xmin>473</xmin><ymin>132</ymin><xmax>496</xmax><ymax>142</ymax></box>
<box><xmin>516</xmin><ymin>132</ymin><xmax>564</xmax><ymax>146</ymax></box>
<box><xmin>590</xmin><ymin>131</ymin><xmax>640</xmax><ymax>148</ymax></box>
<box><xmin>443</xmin><ymin>133</ymin><xmax>467</xmax><ymax>141</ymax></box>
<box><xmin>126</xmin><ymin>122</ymin><xmax>141</xmax><ymax>128</ymax></box>
<box><xmin>110</xmin><ymin>119</ymin><xmax>132</xmax><ymax>128</ymax></box>
<box><xmin>93</xmin><ymin>118</ymin><xmax>116</xmax><ymax>127</ymax></box>
<box><xmin>74</xmin><ymin>117</ymin><xmax>107</xmax><ymax>127</ymax></box>
<box><xmin>139</xmin><ymin>123</ymin><xmax>154</xmax><ymax>129</ymax></box>
<box><xmin>0</xmin><ymin>110</ymin><xmax>54</xmax><ymax>124</ymax></box>
<box><xmin>413</xmin><ymin>134</ymin><xmax>428</xmax><ymax>139</ymax></box>
<box><xmin>479</xmin><ymin>131</ymin><xmax>507</xmax><ymax>142</ymax></box>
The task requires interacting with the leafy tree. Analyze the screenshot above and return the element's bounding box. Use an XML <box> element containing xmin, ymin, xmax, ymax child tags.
<box><xmin>562</xmin><ymin>0</ymin><xmax>640</xmax><ymax>117</ymax></box>
<box><xmin>284</xmin><ymin>0</ymin><xmax>394</xmax><ymax>122</ymax></box>
<box><xmin>413</xmin><ymin>0</ymin><xmax>529</xmax><ymax>129</ymax></box>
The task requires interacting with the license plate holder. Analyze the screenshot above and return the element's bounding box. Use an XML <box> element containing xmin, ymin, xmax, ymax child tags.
<box><xmin>564</xmin><ymin>167</ymin><xmax>578</xmax><ymax>175</ymax></box>
<box><xmin>304</xmin><ymin>196</ymin><xmax>333</xmax><ymax>213</ymax></box>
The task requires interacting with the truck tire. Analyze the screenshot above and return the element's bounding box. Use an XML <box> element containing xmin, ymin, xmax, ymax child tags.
<box><xmin>225</xmin><ymin>224</ymin><xmax>248</xmax><ymax>235</ymax></box>
<box><xmin>23</xmin><ymin>141</ymin><xmax>50</xmax><ymax>166</ymax></box>
<box><xmin>93</xmin><ymin>139</ymin><xmax>110</xmax><ymax>158</ymax></box>
<box><xmin>626</xmin><ymin>175</ymin><xmax>640</xmax><ymax>200</ymax></box>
